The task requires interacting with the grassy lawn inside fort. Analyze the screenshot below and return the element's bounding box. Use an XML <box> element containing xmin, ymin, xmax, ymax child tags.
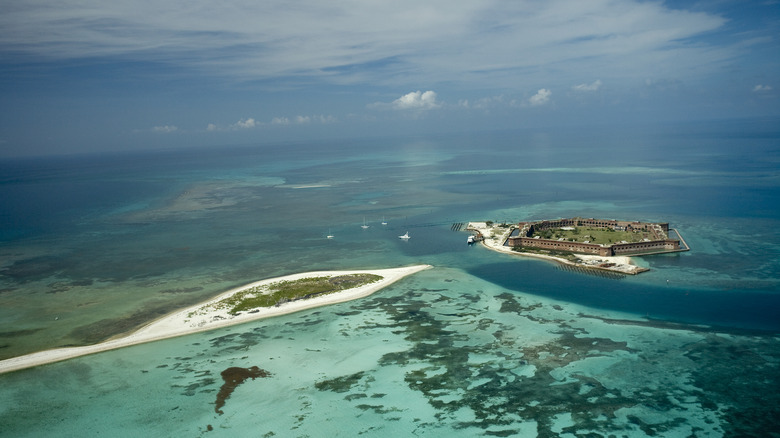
<box><xmin>529</xmin><ymin>226</ymin><xmax>653</xmax><ymax>245</ymax></box>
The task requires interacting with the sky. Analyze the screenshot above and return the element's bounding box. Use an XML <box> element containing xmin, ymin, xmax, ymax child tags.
<box><xmin>0</xmin><ymin>0</ymin><xmax>778</xmax><ymax>157</ymax></box>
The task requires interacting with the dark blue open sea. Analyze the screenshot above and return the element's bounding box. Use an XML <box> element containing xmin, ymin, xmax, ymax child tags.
<box><xmin>1</xmin><ymin>119</ymin><xmax>778</xmax><ymax>436</ymax></box>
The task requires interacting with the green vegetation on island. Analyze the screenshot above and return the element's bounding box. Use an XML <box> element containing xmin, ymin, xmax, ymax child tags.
<box><xmin>219</xmin><ymin>274</ymin><xmax>383</xmax><ymax>314</ymax></box>
<box><xmin>529</xmin><ymin>226</ymin><xmax>651</xmax><ymax>245</ymax></box>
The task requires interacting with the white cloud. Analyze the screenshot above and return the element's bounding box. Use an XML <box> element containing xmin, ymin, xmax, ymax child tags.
<box><xmin>528</xmin><ymin>89</ymin><xmax>552</xmax><ymax>106</ymax></box>
<box><xmin>207</xmin><ymin>123</ymin><xmax>218</xmax><ymax>131</ymax></box>
<box><xmin>295</xmin><ymin>115</ymin><xmax>311</xmax><ymax>124</ymax></box>
<box><xmin>232</xmin><ymin>118</ymin><xmax>258</xmax><ymax>129</ymax></box>
<box><xmin>370</xmin><ymin>90</ymin><xmax>440</xmax><ymax>110</ymax></box>
<box><xmin>572</xmin><ymin>80</ymin><xmax>602</xmax><ymax>92</ymax></box>
<box><xmin>152</xmin><ymin>125</ymin><xmax>178</xmax><ymax>133</ymax></box>
<box><xmin>393</xmin><ymin>90</ymin><xmax>440</xmax><ymax>110</ymax></box>
<box><xmin>753</xmin><ymin>84</ymin><xmax>773</xmax><ymax>92</ymax></box>
<box><xmin>271</xmin><ymin>117</ymin><xmax>290</xmax><ymax>125</ymax></box>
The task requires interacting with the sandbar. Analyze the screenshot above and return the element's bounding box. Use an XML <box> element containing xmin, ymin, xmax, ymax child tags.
<box><xmin>0</xmin><ymin>265</ymin><xmax>432</xmax><ymax>374</ymax></box>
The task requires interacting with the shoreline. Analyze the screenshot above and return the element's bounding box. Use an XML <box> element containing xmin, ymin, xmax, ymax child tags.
<box><xmin>466</xmin><ymin>222</ymin><xmax>647</xmax><ymax>275</ymax></box>
<box><xmin>0</xmin><ymin>264</ymin><xmax>432</xmax><ymax>375</ymax></box>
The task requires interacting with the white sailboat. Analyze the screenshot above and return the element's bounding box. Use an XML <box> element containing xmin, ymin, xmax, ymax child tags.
<box><xmin>381</xmin><ymin>217</ymin><xmax>387</xmax><ymax>226</ymax></box>
<box><xmin>327</xmin><ymin>229</ymin><xmax>334</xmax><ymax>239</ymax></box>
<box><xmin>398</xmin><ymin>231</ymin><xmax>410</xmax><ymax>240</ymax></box>
<box><xmin>361</xmin><ymin>217</ymin><xmax>369</xmax><ymax>229</ymax></box>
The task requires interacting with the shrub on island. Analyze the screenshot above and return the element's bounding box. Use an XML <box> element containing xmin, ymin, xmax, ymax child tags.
<box><xmin>222</xmin><ymin>274</ymin><xmax>383</xmax><ymax>314</ymax></box>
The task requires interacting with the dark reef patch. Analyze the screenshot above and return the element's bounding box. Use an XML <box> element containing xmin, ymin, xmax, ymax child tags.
<box><xmin>496</xmin><ymin>292</ymin><xmax>543</xmax><ymax>314</ymax></box>
<box><xmin>215</xmin><ymin>366</ymin><xmax>271</xmax><ymax>415</ymax></box>
<box><xmin>177</xmin><ymin>377</ymin><xmax>217</xmax><ymax>397</ymax></box>
<box><xmin>47</xmin><ymin>279</ymin><xmax>94</xmax><ymax>293</ymax></box>
<box><xmin>684</xmin><ymin>335</ymin><xmax>780</xmax><ymax>437</ymax></box>
<box><xmin>0</xmin><ymin>255</ymin><xmax>74</xmax><ymax>282</ymax></box>
<box><xmin>0</xmin><ymin>328</ymin><xmax>44</xmax><ymax>338</ymax></box>
<box><xmin>315</xmin><ymin>371</ymin><xmax>366</xmax><ymax>393</ymax></box>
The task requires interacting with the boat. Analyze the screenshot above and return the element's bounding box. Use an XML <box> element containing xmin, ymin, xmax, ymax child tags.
<box><xmin>327</xmin><ymin>229</ymin><xmax>334</xmax><ymax>239</ymax></box>
<box><xmin>381</xmin><ymin>217</ymin><xmax>387</xmax><ymax>225</ymax></box>
<box><xmin>361</xmin><ymin>217</ymin><xmax>369</xmax><ymax>229</ymax></box>
<box><xmin>467</xmin><ymin>235</ymin><xmax>475</xmax><ymax>244</ymax></box>
<box><xmin>398</xmin><ymin>231</ymin><xmax>410</xmax><ymax>240</ymax></box>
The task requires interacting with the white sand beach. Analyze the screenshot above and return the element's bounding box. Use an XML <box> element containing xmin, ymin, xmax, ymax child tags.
<box><xmin>0</xmin><ymin>265</ymin><xmax>432</xmax><ymax>374</ymax></box>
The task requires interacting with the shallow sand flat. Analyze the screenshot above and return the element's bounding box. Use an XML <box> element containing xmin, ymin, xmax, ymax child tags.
<box><xmin>0</xmin><ymin>265</ymin><xmax>432</xmax><ymax>374</ymax></box>
<box><xmin>120</xmin><ymin>178</ymin><xmax>283</xmax><ymax>222</ymax></box>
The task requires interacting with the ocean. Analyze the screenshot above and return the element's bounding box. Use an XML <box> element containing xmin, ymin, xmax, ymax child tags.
<box><xmin>1</xmin><ymin>119</ymin><xmax>778</xmax><ymax>436</ymax></box>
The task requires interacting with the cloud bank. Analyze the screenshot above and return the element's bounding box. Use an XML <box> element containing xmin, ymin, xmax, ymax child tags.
<box><xmin>207</xmin><ymin>115</ymin><xmax>337</xmax><ymax>131</ymax></box>
<box><xmin>0</xmin><ymin>0</ymin><xmax>735</xmax><ymax>90</ymax></box>
<box><xmin>529</xmin><ymin>89</ymin><xmax>552</xmax><ymax>106</ymax></box>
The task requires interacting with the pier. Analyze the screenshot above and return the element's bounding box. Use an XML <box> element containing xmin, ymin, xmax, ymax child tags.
<box><xmin>557</xmin><ymin>264</ymin><xmax>627</xmax><ymax>280</ymax></box>
<box><xmin>670</xmin><ymin>228</ymin><xmax>690</xmax><ymax>251</ymax></box>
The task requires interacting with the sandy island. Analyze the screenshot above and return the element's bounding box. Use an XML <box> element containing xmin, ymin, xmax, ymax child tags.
<box><xmin>0</xmin><ymin>265</ymin><xmax>432</xmax><ymax>374</ymax></box>
<box><xmin>466</xmin><ymin>222</ymin><xmax>647</xmax><ymax>275</ymax></box>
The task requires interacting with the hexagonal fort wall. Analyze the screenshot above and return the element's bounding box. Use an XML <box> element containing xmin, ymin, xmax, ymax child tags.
<box><xmin>506</xmin><ymin>217</ymin><xmax>682</xmax><ymax>257</ymax></box>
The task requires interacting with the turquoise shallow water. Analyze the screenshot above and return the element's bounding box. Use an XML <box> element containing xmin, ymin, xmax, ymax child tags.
<box><xmin>1</xmin><ymin>120</ymin><xmax>779</xmax><ymax>436</ymax></box>
<box><xmin>1</xmin><ymin>268</ymin><xmax>777</xmax><ymax>436</ymax></box>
